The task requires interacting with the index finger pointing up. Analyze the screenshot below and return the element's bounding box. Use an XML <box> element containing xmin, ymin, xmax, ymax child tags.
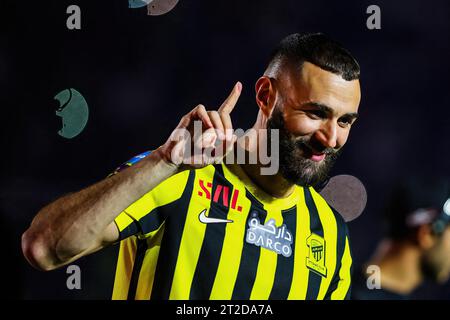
<box><xmin>218</xmin><ymin>81</ymin><xmax>242</xmax><ymax>114</ymax></box>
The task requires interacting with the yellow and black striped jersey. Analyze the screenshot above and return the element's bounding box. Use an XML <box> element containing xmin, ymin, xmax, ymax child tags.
<box><xmin>111</xmin><ymin>152</ymin><xmax>352</xmax><ymax>300</ymax></box>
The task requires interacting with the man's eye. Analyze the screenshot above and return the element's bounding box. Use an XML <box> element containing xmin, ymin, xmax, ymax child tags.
<box><xmin>307</xmin><ymin>110</ymin><xmax>326</xmax><ymax>119</ymax></box>
<box><xmin>338</xmin><ymin>119</ymin><xmax>354</xmax><ymax>127</ymax></box>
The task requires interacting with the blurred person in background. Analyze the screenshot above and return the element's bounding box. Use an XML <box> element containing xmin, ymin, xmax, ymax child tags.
<box><xmin>352</xmin><ymin>177</ymin><xmax>450</xmax><ymax>299</ymax></box>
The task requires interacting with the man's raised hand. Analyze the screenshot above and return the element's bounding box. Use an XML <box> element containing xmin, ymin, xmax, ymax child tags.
<box><xmin>160</xmin><ymin>81</ymin><xmax>242</xmax><ymax>169</ymax></box>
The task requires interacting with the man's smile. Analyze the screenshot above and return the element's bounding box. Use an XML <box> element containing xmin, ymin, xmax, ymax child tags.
<box><xmin>296</xmin><ymin>141</ymin><xmax>327</xmax><ymax>163</ymax></box>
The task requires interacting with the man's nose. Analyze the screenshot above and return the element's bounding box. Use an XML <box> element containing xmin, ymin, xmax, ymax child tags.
<box><xmin>315</xmin><ymin>120</ymin><xmax>338</xmax><ymax>149</ymax></box>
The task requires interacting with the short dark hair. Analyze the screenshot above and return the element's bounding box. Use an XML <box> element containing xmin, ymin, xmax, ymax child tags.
<box><xmin>267</xmin><ymin>32</ymin><xmax>360</xmax><ymax>81</ymax></box>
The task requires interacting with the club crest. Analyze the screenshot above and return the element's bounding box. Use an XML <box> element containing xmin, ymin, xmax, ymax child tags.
<box><xmin>306</xmin><ymin>233</ymin><xmax>327</xmax><ymax>277</ymax></box>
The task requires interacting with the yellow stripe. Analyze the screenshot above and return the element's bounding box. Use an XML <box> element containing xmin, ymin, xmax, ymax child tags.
<box><xmin>134</xmin><ymin>224</ymin><xmax>166</xmax><ymax>300</ymax></box>
<box><xmin>169</xmin><ymin>167</ymin><xmax>213</xmax><ymax>299</ymax></box>
<box><xmin>249</xmin><ymin>204</ymin><xmax>282</xmax><ymax>300</ymax></box>
<box><xmin>288</xmin><ymin>187</ymin><xmax>310</xmax><ymax>299</ymax></box>
<box><xmin>310</xmin><ymin>188</ymin><xmax>338</xmax><ymax>300</ymax></box>
<box><xmin>209</xmin><ymin>164</ymin><xmax>252</xmax><ymax>299</ymax></box>
<box><xmin>331</xmin><ymin>236</ymin><xmax>352</xmax><ymax>300</ymax></box>
<box><xmin>124</xmin><ymin>170</ymin><xmax>189</xmax><ymax>221</ymax></box>
<box><xmin>112</xmin><ymin>236</ymin><xmax>137</xmax><ymax>300</ymax></box>
<box><xmin>114</xmin><ymin>211</ymin><xmax>135</xmax><ymax>232</ymax></box>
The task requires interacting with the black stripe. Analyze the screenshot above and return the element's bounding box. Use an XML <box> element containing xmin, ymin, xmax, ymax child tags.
<box><xmin>116</xmin><ymin>218</ymin><xmax>140</xmax><ymax>241</ymax></box>
<box><xmin>127</xmin><ymin>238</ymin><xmax>148</xmax><ymax>300</ymax></box>
<box><xmin>150</xmin><ymin>170</ymin><xmax>196</xmax><ymax>299</ymax></box>
<box><xmin>268</xmin><ymin>205</ymin><xmax>297</xmax><ymax>300</ymax></box>
<box><xmin>139</xmin><ymin>208</ymin><xmax>168</xmax><ymax>235</ymax></box>
<box><xmin>189</xmin><ymin>164</ymin><xmax>232</xmax><ymax>299</ymax></box>
<box><xmin>304</xmin><ymin>187</ymin><xmax>324</xmax><ymax>300</ymax></box>
<box><xmin>231</xmin><ymin>190</ymin><xmax>267</xmax><ymax>300</ymax></box>
<box><xmin>324</xmin><ymin>207</ymin><xmax>346</xmax><ymax>300</ymax></box>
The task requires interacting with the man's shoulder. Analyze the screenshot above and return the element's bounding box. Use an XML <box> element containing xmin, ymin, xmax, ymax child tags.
<box><xmin>310</xmin><ymin>187</ymin><xmax>348</xmax><ymax>229</ymax></box>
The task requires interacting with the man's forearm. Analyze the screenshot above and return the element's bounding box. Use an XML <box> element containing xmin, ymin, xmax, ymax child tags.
<box><xmin>22</xmin><ymin>148</ymin><xmax>180</xmax><ymax>270</ymax></box>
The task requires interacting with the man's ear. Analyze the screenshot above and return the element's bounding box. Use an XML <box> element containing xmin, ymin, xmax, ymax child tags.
<box><xmin>255</xmin><ymin>76</ymin><xmax>276</xmax><ymax>118</ymax></box>
<box><xmin>417</xmin><ymin>224</ymin><xmax>437</xmax><ymax>250</ymax></box>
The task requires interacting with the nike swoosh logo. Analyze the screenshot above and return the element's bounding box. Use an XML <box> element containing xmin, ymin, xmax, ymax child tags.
<box><xmin>198</xmin><ymin>209</ymin><xmax>233</xmax><ymax>224</ymax></box>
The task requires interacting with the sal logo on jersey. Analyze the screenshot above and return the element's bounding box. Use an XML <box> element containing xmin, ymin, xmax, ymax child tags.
<box><xmin>197</xmin><ymin>179</ymin><xmax>243</xmax><ymax>212</ymax></box>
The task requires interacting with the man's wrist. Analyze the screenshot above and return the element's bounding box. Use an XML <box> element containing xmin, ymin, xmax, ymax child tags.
<box><xmin>153</xmin><ymin>145</ymin><xmax>182</xmax><ymax>173</ymax></box>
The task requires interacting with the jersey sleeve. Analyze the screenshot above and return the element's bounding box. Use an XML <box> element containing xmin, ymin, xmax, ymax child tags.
<box><xmin>109</xmin><ymin>151</ymin><xmax>189</xmax><ymax>241</ymax></box>
<box><xmin>325</xmin><ymin>222</ymin><xmax>353</xmax><ymax>300</ymax></box>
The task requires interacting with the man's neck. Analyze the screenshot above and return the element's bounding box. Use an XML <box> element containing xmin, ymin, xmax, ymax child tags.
<box><xmin>368</xmin><ymin>239</ymin><xmax>423</xmax><ymax>295</ymax></box>
<box><xmin>239</xmin><ymin>161</ymin><xmax>296</xmax><ymax>199</ymax></box>
<box><xmin>234</xmin><ymin>122</ymin><xmax>296</xmax><ymax>199</ymax></box>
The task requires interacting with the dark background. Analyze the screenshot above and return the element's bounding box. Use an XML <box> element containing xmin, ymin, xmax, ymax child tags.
<box><xmin>0</xmin><ymin>0</ymin><xmax>449</xmax><ymax>299</ymax></box>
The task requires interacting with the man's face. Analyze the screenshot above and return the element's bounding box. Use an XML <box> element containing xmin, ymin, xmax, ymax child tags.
<box><xmin>267</xmin><ymin>62</ymin><xmax>361</xmax><ymax>187</ymax></box>
<box><xmin>422</xmin><ymin>226</ymin><xmax>450</xmax><ymax>283</ymax></box>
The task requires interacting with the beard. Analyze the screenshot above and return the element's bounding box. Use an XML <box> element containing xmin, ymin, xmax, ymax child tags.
<box><xmin>266</xmin><ymin>107</ymin><xmax>341</xmax><ymax>188</ymax></box>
